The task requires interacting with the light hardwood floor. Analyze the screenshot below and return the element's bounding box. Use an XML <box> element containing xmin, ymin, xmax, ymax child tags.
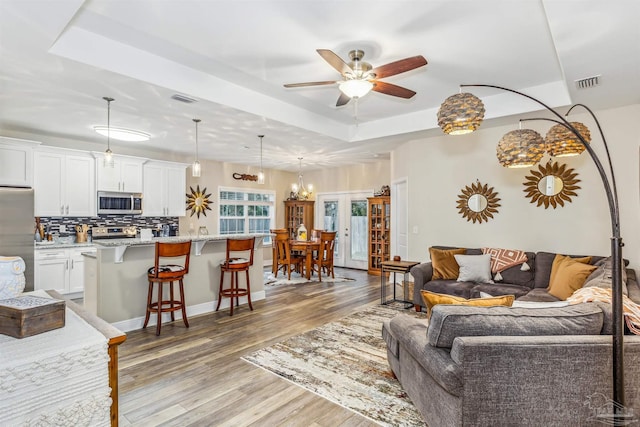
<box><xmin>118</xmin><ymin>267</ymin><xmax>385</xmax><ymax>426</ymax></box>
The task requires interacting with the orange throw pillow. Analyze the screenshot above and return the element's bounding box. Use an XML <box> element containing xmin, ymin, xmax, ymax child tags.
<box><xmin>420</xmin><ymin>290</ymin><xmax>514</xmax><ymax>319</ymax></box>
<box><xmin>429</xmin><ymin>247</ymin><xmax>466</xmax><ymax>280</ymax></box>
<box><xmin>547</xmin><ymin>255</ymin><xmax>597</xmax><ymax>300</ymax></box>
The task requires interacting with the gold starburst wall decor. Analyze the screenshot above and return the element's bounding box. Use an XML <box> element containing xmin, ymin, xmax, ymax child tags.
<box><xmin>523</xmin><ymin>161</ymin><xmax>580</xmax><ymax>209</ymax></box>
<box><xmin>456</xmin><ymin>181</ymin><xmax>501</xmax><ymax>224</ymax></box>
<box><xmin>186</xmin><ymin>185</ymin><xmax>212</xmax><ymax>218</ymax></box>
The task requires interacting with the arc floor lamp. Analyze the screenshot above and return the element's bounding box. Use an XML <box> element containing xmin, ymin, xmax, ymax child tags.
<box><xmin>438</xmin><ymin>84</ymin><xmax>625</xmax><ymax>413</ymax></box>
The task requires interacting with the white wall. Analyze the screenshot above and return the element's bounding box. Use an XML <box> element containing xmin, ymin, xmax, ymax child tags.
<box><xmin>392</xmin><ymin>103</ymin><xmax>640</xmax><ymax>269</ymax></box>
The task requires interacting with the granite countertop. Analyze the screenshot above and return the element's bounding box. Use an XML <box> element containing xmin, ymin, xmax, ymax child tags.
<box><xmin>93</xmin><ymin>233</ymin><xmax>269</xmax><ymax>248</ymax></box>
<box><xmin>34</xmin><ymin>242</ymin><xmax>97</xmax><ymax>250</ymax></box>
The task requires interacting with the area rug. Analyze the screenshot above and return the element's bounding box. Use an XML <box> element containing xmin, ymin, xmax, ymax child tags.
<box><xmin>242</xmin><ymin>304</ymin><xmax>427</xmax><ymax>426</ymax></box>
<box><xmin>263</xmin><ymin>271</ymin><xmax>355</xmax><ymax>286</ymax></box>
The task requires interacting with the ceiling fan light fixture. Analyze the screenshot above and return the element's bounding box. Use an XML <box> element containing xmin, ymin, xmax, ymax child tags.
<box><xmin>94</xmin><ymin>126</ymin><xmax>150</xmax><ymax>142</ymax></box>
<box><xmin>437</xmin><ymin>92</ymin><xmax>485</xmax><ymax>135</ymax></box>
<box><xmin>338</xmin><ymin>79</ymin><xmax>373</xmax><ymax>98</ymax></box>
<box><xmin>545</xmin><ymin>122</ymin><xmax>591</xmax><ymax>157</ymax></box>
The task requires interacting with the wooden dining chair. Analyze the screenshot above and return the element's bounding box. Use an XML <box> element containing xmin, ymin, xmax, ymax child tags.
<box><xmin>274</xmin><ymin>231</ymin><xmax>303</xmax><ymax>280</ymax></box>
<box><xmin>312</xmin><ymin>231</ymin><xmax>337</xmax><ymax>282</ymax></box>
<box><xmin>270</xmin><ymin>228</ymin><xmax>288</xmax><ymax>275</ymax></box>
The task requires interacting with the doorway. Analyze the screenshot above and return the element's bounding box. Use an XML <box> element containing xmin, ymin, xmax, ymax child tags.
<box><xmin>315</xmin><ymin>191</ymin><xmax>370</xmax><ymax>270</ymax></box>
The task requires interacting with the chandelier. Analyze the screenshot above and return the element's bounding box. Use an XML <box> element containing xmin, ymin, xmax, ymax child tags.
<box><xmin>290</xmin><ymin>157</ymin><xmax>313</xmax><ymax>200</ymax></box>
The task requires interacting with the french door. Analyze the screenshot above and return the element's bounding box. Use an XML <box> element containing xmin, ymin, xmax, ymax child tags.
<box><xmin>315</xmin><ymin>191</ymin><xmax>370</xmax><ymax>270</ymax></box>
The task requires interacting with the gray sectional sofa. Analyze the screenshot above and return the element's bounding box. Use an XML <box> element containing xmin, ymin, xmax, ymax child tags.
<box><xmin>410</xmin><ymin>246</ymin><xmax>640</xmax><ymax>310</ymax></box>
<box><xmin>383</xmin><ymin>303</ymin><xmax>640</xmax><ymax>426</ymax></box>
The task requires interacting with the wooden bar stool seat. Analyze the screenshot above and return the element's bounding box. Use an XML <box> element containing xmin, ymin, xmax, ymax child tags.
<box><xmin>216</xmin><ymin>237</ymin><xmax>255</xmax><ymax>316</ymax></box>
<box><xmin>144</xmin><ymin>241</ymin><xmax>192</xmax><ymax>335</ymax></box>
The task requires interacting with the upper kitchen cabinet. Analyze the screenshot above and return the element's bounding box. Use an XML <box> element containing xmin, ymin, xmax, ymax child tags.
<box><xmin>142</xmin><ymin>161</ymin><xmax>187</xmax><ymax>217</ymax></box>
<box><xmin>34</xmin><ymin>148</ymin><xmax>95</xmax><ymax>217</ymax></box>
<box><xmin>0</xmin><ymin>137</ymin><xmax>40</xmax><ymax>187</ymax></box>
<box><xmin>95</xmin><ymin>154</ymin><xmax>146</xmax><ymax>193</ymax></box>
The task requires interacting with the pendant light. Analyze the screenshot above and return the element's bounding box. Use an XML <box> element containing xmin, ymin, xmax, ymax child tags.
<box><xmin>291</xmin><ymin>157</ymin><xmax>312</xmax><ymax>200</ymax></box>
<box><xmin>102</xmin><ymin>97</ymin><xmax>115</xmax><ymax>167</ymax></box>
<box><xmin>192</xmin><ymin>118</ymin><xmax>201</xmax><ymax>177</ymax></box>
<box><xmin>257</xmin><ymin>134</ymin><xmax>265</xmax><ymax>184</ymax></box>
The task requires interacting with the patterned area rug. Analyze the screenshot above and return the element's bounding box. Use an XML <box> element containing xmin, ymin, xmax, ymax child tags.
<box><xmin>263</xmin><ymin>271</ymin><xmax>355</xmax><ymax>286</ymax></box>
<box><xmin>242</xmin><ymin>304</ymin><xmax>427</xmax><ymax>426</ymax></box>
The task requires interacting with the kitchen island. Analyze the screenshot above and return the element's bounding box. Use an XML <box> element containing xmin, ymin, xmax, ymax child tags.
<box><xmin>85</xmin><ymin>234</ymin><xmax>267</xmax><ymax>332</ymax></box>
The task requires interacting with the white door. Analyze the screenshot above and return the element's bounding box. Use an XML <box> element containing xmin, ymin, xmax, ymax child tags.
<box><xmin>391</xmin><ymin>178</ymin><xmax>409</xmax><ymax>261</ymax></box>
<box><xmin>316</xmin><ymin>191</ymin><xmax>369</xmax><ymax>270</ymax></box>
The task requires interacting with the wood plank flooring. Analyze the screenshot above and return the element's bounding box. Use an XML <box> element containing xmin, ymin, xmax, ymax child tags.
<box><xmin>118</xmin><ymin>267</ymin><xmax>386</xmax><ymax>426</ymax></box>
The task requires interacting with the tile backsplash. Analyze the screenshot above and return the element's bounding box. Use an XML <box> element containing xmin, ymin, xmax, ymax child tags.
<box><xmin>38</xmin><ymin>215</ymin><xmax>179</xmax><ymax>236</ymax></box>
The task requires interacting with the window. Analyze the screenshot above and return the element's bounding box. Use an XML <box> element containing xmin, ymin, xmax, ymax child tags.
<box><xmin>219</xmin><ymin>188</ymin><xmax>275</xmax><ymax>244</ymax></box>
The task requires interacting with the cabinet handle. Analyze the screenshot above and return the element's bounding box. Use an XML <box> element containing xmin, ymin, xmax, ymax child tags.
<box><xmin>60</xmin><ymin>205</ymin><xmax>64</xmax><ymax>215</ymax></box>
<box><xmin>71</xmin><ymin>259</ymin><xmax>74</xmax><ymax>269</ymax></box>
<box><xmin>122</xmin><ymin>182</ymin><xmax>125</xmax><ymax>191</ymax></box>
<box><xmin>66</xmin><ymin>260</ymin><xmax>69</xmax><ymax>270</ymax></box>
<box><xmin>66</xmin><ymin>205</ymin><xmax>69</xmax><ymax>215</ymax></box>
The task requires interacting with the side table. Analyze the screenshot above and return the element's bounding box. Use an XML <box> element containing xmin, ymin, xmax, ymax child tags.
<box><xmin>380</xmin><ymin>260</ymin><xmax>419</xmax><ymax>307</ymax></box>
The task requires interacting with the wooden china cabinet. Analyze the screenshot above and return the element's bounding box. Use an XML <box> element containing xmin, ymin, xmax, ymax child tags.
<box><xmin>284</xmin><ymin>200</ymin><xmax>315</xmax><ymax>239</ymax></box>
<box><xmin>367</xmin><ymin>196</ymin><xmax>391</xmax><ymax>275</ymax></box>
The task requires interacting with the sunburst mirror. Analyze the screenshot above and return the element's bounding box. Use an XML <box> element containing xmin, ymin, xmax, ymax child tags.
<box><xmin>186</xmin><ymin>185</ymin><xmax>212</xmax><ymax>218</ymax></box>
<box><xmin>456</xmin><ymin>181</ymin><xmax>501</xmax><ymax>224</ymax></box>
<box><xmin>523</xmin><ymin>161</ymin><xmax>580</xmax><ymax>209</ymax></box>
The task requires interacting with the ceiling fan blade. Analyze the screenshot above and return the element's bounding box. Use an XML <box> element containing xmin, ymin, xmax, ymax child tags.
<box><xmin>317</xmin><ymin>49</ymin><xmax>352</xmax><ymax>75</ymax></box>
<box><xmin>371</xmin><ymin>81</ymin><xmax>417</xmax><ymax>99</ymax></box>
<box><xmin>284</xmin><ymin>81</ymin><xmax>337</xmax><ymax>88</ymax></box>
<box><xmin>370</xmin><ymin>55</ymin><xmax>427</xmax><ymax>79</ymax></box>
<box><xmin>336</xmin><ymin>93</ymin><xmax>351</xmax><ymax>107</ymax></box>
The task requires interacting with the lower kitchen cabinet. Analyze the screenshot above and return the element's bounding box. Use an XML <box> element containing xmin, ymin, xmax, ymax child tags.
<box><xmin>35</xmin><ymin>247</ymin><xmax>96</xmax><ymax>296</ymax></box>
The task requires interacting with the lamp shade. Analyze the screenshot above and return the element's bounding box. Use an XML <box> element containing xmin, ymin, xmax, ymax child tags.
<box><xmin>496</xmin><ymin>129</ymin><xmax>545</xmax><ymax>168</ymax></box>
<box><xmin>545</xmin><ymin>122</ymin><xmax>591</xmax><ymax>157</ymax></box>
<box><xmin>338</xmin><ymin>79</ymin><xmax>373</xmax><ymax>98</ymax></box>
<box><xmin>437</xmin><ymin>93</ymin><xmax>485</xmax><ymax>135</ymax></box>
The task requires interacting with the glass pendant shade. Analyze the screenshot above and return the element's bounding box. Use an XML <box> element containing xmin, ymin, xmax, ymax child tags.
<box><xmin>192</xmin><ymin>118</ymin><xmax>202</xmax><ymax>177</ymax></box>
<box><xmin>545</xmin><ymin>122</ymin><xmax>591</xmax><ymax>157</ymax></box>
<box><xmin>437</xmin><ymin>92</ymin><xmax>486</xmax><ymax>135</ymax></box>
<box><xmin>257</xmin><ymin>135</ymin><xmax>265</xmax><ymax>184</ymax></box>
<box><xmin>496</xmin><ymin>129</ymin><xmax>546</xmax><ymax>168</ymax></box>
<box><xmin>257</xmin><ymin>171</ymin><xmax>265</xmax><ymax>184</ymax></box>
<box><xmin>338</xmin><ymin>79</ymin><xmax>374</xmax><ymax>98</ymax></box>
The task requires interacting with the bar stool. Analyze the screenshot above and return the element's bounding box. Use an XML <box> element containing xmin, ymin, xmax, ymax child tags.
<box><xmin>216</xmin><ymin>237</ymin><xmax>255</xmax><ymax>316</ymax></box>
<box><xmin>144</xmin><ymin>241</ymin><xmax>192</xmax><ymax>336</ymax></box>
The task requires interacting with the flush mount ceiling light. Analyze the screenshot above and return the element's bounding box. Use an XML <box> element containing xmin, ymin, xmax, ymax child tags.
<box><xmin>93</xmin><ymin>126</ymin><xmax>150</xmax><ymax>142</ymax></box>
<box><xmin>437</xmin><ymin>92</ymin><xmax>486</xmax><ymax>135</ymax></box>
<box><xmin>338</xmin><ymin>79</ymin><xmax>374</xmax><ymax>99</ymax></box>
<box><xmin>545</xmin><ymin>122</ymin><xmax>591</xmax><ymax>157</ymax></box>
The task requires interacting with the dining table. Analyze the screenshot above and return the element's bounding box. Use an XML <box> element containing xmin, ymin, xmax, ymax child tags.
<box><xmin>289</xmin><ymin>239</ymin><xmax>320</xmax><ymax>280</ymax></box>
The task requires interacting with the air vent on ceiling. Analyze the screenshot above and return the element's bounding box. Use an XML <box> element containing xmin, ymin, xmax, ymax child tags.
<box><xmin>171</xmin><ymin>94</ymin><xmax>197</xmax><ymax>103</ymax></box>
<box><xmin>575</xmin><ymin>75</ymin><xmax>601</xmax><ymax>89</ymax></box>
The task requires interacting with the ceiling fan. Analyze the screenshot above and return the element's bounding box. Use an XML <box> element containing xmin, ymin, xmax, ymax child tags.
<box><xmin>284</xmin><ymin>49</ymin><xmax>428</xmax><ymax>106</ymax></box>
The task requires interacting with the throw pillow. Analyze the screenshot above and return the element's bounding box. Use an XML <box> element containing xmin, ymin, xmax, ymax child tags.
<box><xmin>481</xmin><ymin>247</ymin><xmax>528</xmax><ymax>273</ymax></box>
<box><xmin>429</xmin><ymin>247</ymin><xmax>466</xmax><ymax>280</ymax></box>
<box><xmin>547</xmin><ymin>255</ymin><xmax>597</xmax><ymax>300</ymax></box>
<box><xmin>548</xmin><ymin>254</ymin><xmax>592</xmax><ymax>285</ymax></box>
<box><xmin>454</xmin><ymin>254</ymin><xmax>493</xmax><ymax>283</ymax></box>
<box><xmin>420</xmin><ymin>289</ymin><xmax>514</xmax><ymax>319</ymax></box>
<box><xmin>583</xmin><ymin>256</ymin><xmax>628</xmax><ymax>295</ymax></box>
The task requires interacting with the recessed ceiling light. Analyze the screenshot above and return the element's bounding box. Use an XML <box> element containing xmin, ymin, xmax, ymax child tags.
<box><xmin>93</xmin><ymin>126</ymin><xmax>150</xmax><ymax>142</ymax></box>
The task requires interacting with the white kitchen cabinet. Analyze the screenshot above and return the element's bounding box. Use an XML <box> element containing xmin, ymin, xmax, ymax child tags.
<box><xmin>96</xmin><ymin>155</ymin><xmax>145</xmax><ymax>193</ymax></box>
<box><xmin>35</xmin><ymin>247</ymin><xmax>96</xmax><ymax>296</ymax></box>
<box><xmin>0</xmin><ymin>137</ymin><xmax>40</xmax><ymax>187</ymax></box>
<box><xmin>34</xmin><ymin>149</ymin><xmax>95</xmax><ymax>216</ymax></box>
<box><xmin>142</xmin><ymin>161</ymin><xmax>187</xmax><ymax>216</ymax></box>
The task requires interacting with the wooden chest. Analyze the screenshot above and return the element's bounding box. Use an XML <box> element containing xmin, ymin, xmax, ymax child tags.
<box><xmin>0</xmin><ymin>295</ymin><xmax>65</xmax><ymax>338</ymax></box>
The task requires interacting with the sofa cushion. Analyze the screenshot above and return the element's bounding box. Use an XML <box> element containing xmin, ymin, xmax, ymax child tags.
<box><xmin>430</xmin><ymin>247</ymin><xmax>466</xmax><ymax>280</ymax></box>
<box><xmin>427</xmin><ymin>303</ymin><xmax>604</xmax><ymax>348</ymax></box>
<box><xmin>421</xmin><ymin>290</ymin><xmax>514</xmax><ymax>319</ymax></box>
<box><xmin>424</xmin><ymin>279</ymin><xmax>477</xmax><ymax>299</ymax></box>
<box><xmin>547</xmin><ymin>255</ymin><xmax>597</xmax><ymax>300</ymax></box>
<box><xmin>454</xmin><ymin>254</ymin><xmax>492</xmax><ymax>283</ymax></box>
<box><xmin>516</xmin><ymin>288</ymin><xmax>561</xmax><ymax>302</ymax></box>
<box><xmin>382</xmin><ymin>319</ymin><xmax>399</xmax><ymax>358</ymax></box>
<box><xmin>583</xmin><ymin>256</ymin><xmax>629</xmax><ymax>296</ymax></box>
<box><xmin>469</xmin><ymin>282</ymin><xmax>531</xmax><ymax>299</ymax></box>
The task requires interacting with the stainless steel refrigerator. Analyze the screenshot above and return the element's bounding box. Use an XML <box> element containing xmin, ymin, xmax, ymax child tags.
<box><xmin>0</xmin><ymin>187</ymin><xmax>34</xmax><ymax>291</ymax></box>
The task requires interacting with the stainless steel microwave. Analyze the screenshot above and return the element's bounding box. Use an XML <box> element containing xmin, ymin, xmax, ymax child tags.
<box><xmin>97</xmin><ymin>191</ymin><xmax>143</xmax><ymax>215</ymax></box>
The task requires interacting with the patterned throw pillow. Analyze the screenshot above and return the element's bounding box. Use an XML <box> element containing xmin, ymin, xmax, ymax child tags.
<box><xmin>481</xmin><ymin>247</ymin><xmax>529</xmax><ymax>273</ymax></box>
